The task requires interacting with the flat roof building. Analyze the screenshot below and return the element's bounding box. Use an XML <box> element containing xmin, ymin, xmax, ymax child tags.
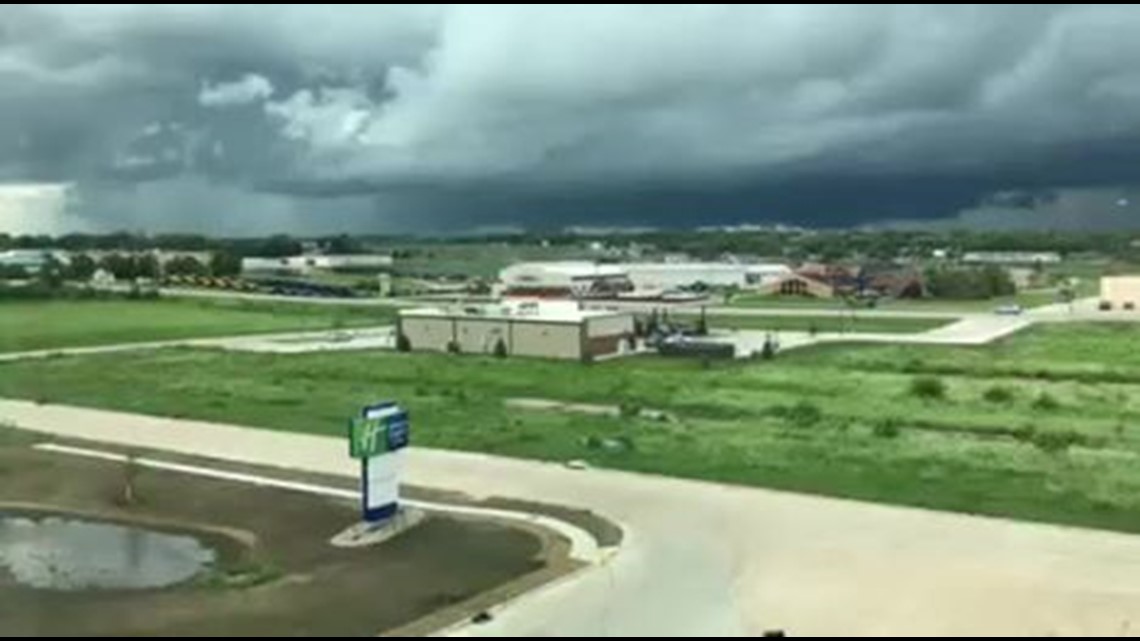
<box><xmin>398</xmin><ymin>300</ymin><xmax>634</xmax><ymax>361</ymax></box>
<box><xmin>499</xmin><ymin>261</ymin><xmax>633</xmax><ymax>299</ymax></box>
<box><xmin>1100</xmin><ymin>276</ymin><xmax>1140</xmax><ymax>311</ymax></box>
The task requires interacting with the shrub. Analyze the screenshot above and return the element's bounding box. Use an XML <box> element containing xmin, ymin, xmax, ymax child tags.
<box><xmin>446</xmin><ymin>340</ymin><xmax>461</xmax><ymax>354</ymax></box>
<box><xmin>395</xmin><ymin>333</ymin><xmax>411</xmax><ymax>352</ymax></box>
<box><xmin>909</xmin><ymin>375</ymin><xmax>946</xmax><ymax>400</ymax></box>
<box><xmin>1031</xmin><ymin>429</ymin><xmax>1084</xmax><ymax>454</ymax></box>
<box><xmin>618</xmin><ymin>402</ymin><xmax>642</xmax><ymax>418</ymax></box>
<box><xmin>1032</xmin><ymin>391</ymin><xmax>1061</xmax><ymax>411</ymax></box>
<box><xmin>582</xmin><ymin>435</ymin><xmax>603</xmax><ymax>450</ymax></box>
<box><xmin>1011</xmin><ymin>422</ymin><xmax>1038</xmax><ymax>442</ymax></box>
<box><xmin>982</xmin><ymin>385</ymin><xmax>1015</xmax><ymax>404</ymax></box>
<box><xmin>760</xmin><ymin>339</ymin><xmax>776</xmax><ymax>360</ymax></box>
<box><xmin>873</xmin><ymin>417</ymin><xmax>901</xmax><ymax>438</ymax></box>
<box><xmin>492</xmin><ymin>337</ymin><xmax>508</xmax><ymax>358</ymax></box>
<box><xmin>785</xmin><ymin>400</ymin><xmax>822</xmax><ymax>428</ymax></box>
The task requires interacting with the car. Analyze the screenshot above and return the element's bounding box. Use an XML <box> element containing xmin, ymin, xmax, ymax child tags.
<box><xmin>994</xmin><ymin>304</ymin><xmax>1023</xmax><ymax>316</ymax></box>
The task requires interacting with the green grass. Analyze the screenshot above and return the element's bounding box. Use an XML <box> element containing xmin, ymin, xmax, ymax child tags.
<box><xmin>0</xmin><ymin>298</ymin><xmax>395</xmax><ymax>353</ymax></box>
<box><xmin>5</xmin><ymin>322</ymin><xmax>1140</xmax><ymax>533</ymax></box>
<box><xmin>686</xmin><ymin>314</ymin><xmax>952</xmax><ymax>333</ymax></box>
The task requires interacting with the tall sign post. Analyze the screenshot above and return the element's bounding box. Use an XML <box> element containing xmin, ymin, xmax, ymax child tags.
<box><xmin>349</xmin><ymin>401</ymin><xmax>410</xmax><ymax>523</ymax></box>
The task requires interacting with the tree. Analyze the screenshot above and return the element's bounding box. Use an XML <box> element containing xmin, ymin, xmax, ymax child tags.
<box><xmin>760</xmin><ymin>336</ymin><xmax>777</xmax><ymax>360</ymax></box>
<box><xmin>134</xmin><ymin>253</ymin><xmax>159</xmax><ymax>280</ymax></box>
<box><xmin>36</xmin><ymin>255</ymin><xmax>65</xmax><ymax>290</ymax></box>
<box><xmin>65</xmin><ymin>253</ymin><xmax>97</xmax><ymax>281</ymax></box>
<box><xmin>165</xmin><ymin>255</ymin><xmax>208</xmax><ymax>277</ymax></box>
<box><xmin>209</xmin><ymin>251</ymin><xmax>242</xmax><ymax>277</ymax></box>
<box><xmin>257</xmin><ymin>234</ymin><xmax>302</xmax><ymax>258</ymax></box>
<box><xmin>492</xmin><ymin>337</ymin><xmax>508</xmax><ymax>358</ymax></box>
<box><xmin>99</xmin><ymin>253</ymin><xmax>136</xmax><ymax>280</ymax></box>
<box><xmin>0</xmin><ymin>264</ymin><xmax>28</xmax><ymax>280</ymax></box>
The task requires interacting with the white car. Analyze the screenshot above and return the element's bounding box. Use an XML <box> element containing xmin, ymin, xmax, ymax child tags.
<box><xmin>994</xmin><ymin>304</ymin><xmax>1023</xmax><ymax>316</ymax></box>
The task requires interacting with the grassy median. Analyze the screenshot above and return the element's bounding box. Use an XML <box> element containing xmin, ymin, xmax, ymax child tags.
<box><xmin>0</xmin><ymin>298</ymin><xmax>395</xmax><ymax>353</ymax></box>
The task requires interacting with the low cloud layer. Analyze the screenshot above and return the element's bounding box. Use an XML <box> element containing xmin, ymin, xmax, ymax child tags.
<box><xmin>2</xmin><ymin>5</ymin><xmax>1140</xmax><ymax>234</ymax></box>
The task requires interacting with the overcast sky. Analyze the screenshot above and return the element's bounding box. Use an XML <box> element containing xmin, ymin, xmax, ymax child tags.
<box><xmin>2</xmin><ymin>4</ymin><xmax>1140</xmax><ymax>235</ymax></box>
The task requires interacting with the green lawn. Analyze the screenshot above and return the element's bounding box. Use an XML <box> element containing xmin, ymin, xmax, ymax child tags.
<box><xmin>0</xmin><ymin>298</ymin><xmax>395</xmax><ymax>353</ymax></box>
<box><xmin>690</xmin><ymin>314</ymin><xmax>952</xmax><ymax>333</ymax></box>
<box><xmin>4</xmin><ymin>323</ymin><xmax>1140</xmax><ymax>533</ymax></box>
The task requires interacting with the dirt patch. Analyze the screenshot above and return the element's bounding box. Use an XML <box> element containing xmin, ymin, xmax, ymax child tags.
<box><xmin>0</xmin><ymin>443</ymin><xmax>562</xmax><ymax>636</ymax></box>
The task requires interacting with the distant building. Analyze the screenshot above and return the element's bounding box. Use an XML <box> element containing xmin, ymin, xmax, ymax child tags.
<box><xmin>398</xmin><ymin>300</ymin><xmax>634</xmax><ymax>361</ymax></box>
<box><xmin>961</xmin><ymin>251</ymin><xmax>1061</xmax><ymax>265</ymax></box>
<box><xmin>1100</xmin><ymin>276</ymin><xmax>1140</xmax><ymax>311</ymax></box>
<box><xmin>499</xmin><ymin>261</ymin><xmax>634</xmax><ymax>299</ymax></box>
<box><xmin>499</xmin><ymin>260</ymin><xmax>790</xmax><ymax>298</ymax></box>
<box><xmin>241</xmin><ymin>254</ymin><xmax>393</xmax><ymax>275</ymax></box>
<box><xmin>0</xmin><ymin>249</ymin><xmax>67</xmax><ymax>273</ymax></box>
<box><xmin>622</xmin><ymin>262</ymin><xmax>791</xmax><ymax>291</ymax></box>
<box><xmin>759</xmin><ymin>273</ymin><xmax>835</xmax><ymax>298</ymax></box>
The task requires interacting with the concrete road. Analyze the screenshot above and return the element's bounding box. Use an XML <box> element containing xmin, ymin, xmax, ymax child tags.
<box><xmin>0</xmin><ymin>326</ymin><xmax>396</xmax><ymax>361</ymax></box>
<box><xmin>714</xmin><ymin>314</ymin><xmax>1032</xmax><ymax>357</ymax></box>
<box><xmin>3</xmin><ymin>399</ymin><xmax>1140</xmax><ymax>637</ymax></box>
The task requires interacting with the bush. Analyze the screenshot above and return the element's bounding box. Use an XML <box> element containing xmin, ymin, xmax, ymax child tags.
<box><xmin>909</xmin><ymin>375</ymin><xmax>946</xmax><ymax>400</ymax></box>
<box><xmin>759</xmin><ymin>339</ymin><xmax>776</xmax><ymax>360</ymax></box>
<box><xmin>785</xmin><ymin>400</ymin><xmax>822</xmax><ymax>428</ymax></box>
<box><xmin>1031</xmin><ymin>429</ymin><xmax>1084</xmax><ymax>454</ymax></box>
<box><xmin>618</xmin><ymin>402</ymin><xmax>642</xmax><ymax>418</ymax></box>
<box><xmin>492</xmin><ymin>337</ymin><xmax>508</xmax><ymax>358</ymax></box>
<box><xmin>982</xmin><ymin>385</ymin><xmax>1015</xmax><ymax>404</ymax></box>
<box><xmin>1011</xmin><ymin>422</ymin><xmax>1038</xmax><ymax>442</ymax></box>
<box><xmin>872</xmin><ymin>417</ymin><xmax>901</xmax><ymax>438</ymax></box>
<box><xmin>1032</xmin><ymin>391</ymin><xmax>1061</xmax><ymax>411</ymax></box>
<box><xmin>446</xmin><ymin>340</ymin><xmax>461</xmax><ymax>354</ymax></box>
<box><xmin>395</xmin><ymin>332</ymin><xmax>411</xmax><ymax>352</ymax></box>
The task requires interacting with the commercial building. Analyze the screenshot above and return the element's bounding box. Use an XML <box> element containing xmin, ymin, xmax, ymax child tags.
<box><xmin>498</xmin><ymin>261</ymin><xmax>633</xmax><ymax>299</ymax></box>
<box><xmin>0</xmin><ymin>249</ymin><xmax>68</xmax><ymax>273</ymax></box>
<box><xmin>241</xmin><ymin>254</ymin><xmax>393</xmax><ymax>274</ymax></box>
<box><xmin>962</xmin><ymin>251</ymin><xmax>1061</xmax><ymax>265</ymax></box>
<box><xmin>1100</xmin><ymin>276</ymin><xmax>1140</xmax><ymax>311</ymax></box>
<box><xmin>397</xmin><ymin>300</ymin><xmax>634</xmax><ymax>361</ymax></box>
<box><xmin>621</xmin><ymin>262</ymin><xmax>791</xmax><ymax>291</ymax></box>
<box><xmin>498</xmin><ymin>260</ymin><xmax>791</xmax><ymax>298</ymax></box>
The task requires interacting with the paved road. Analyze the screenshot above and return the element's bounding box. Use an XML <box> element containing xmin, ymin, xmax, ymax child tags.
<box><xmin>0</xmin><ymin>326</ymin><xmax>396</xmax><ymax>362</ymax></box>
<box><xmin>714</xmin><ymin>314</ymin><xmax>1032</xmax><ymax>357</ymax></box>
<box><xmin>121</xmin><ymin>285</ymin><xmax>411</xmax><ymax>307</ymax></box>
<box><xmin>3</xmin><ymin>400</ymin><xmax>1140</xmax><ymax>637</ymax></box>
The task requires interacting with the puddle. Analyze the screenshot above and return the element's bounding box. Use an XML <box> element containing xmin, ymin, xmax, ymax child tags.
<box><xmin>0</xmin><ymin>514</ymin><xmax>216</xmax><ymax>590</ymax></box>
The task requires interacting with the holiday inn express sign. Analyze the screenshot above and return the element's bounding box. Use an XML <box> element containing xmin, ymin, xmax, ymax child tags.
<box><xmin>349</xmin><ymin>402</ymin><xmax>410</xmax><ymax>522</ymax></box>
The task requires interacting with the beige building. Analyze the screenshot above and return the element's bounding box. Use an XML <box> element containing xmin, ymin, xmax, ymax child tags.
<box><xmin>398</xmin><ymin>301</ymin><xmax>634</xmax><ymax>361</ymax></box>
<box><xmin>1100</xmin><ymin>276</ymin><xmax>1140</xmax><ymax>311</ymax></box>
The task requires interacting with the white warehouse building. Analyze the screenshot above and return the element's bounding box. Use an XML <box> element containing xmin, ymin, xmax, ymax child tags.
<box><xmin>242</xmin><ymin>254</ymin><xmax>393</xmax><ymax>274</ymax></box>
<box><xmin>621</xmin><ymin>262</ymin><xmax>791</xmax><ymax>291</ymax></box>
<box><xmin>498</xmin><ymin>261</ymin><xmax>633</xmax><ymax>298</ymax></box>
<box><xmin>498</xmin><ymin>260</ymin><xmax>791</xmax><ymax>298</ymax></box>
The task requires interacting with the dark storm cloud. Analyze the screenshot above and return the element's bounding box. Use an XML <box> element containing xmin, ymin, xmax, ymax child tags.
<box><xmin>3</xmin><ymin>4</ymin><xmax>1140</xmax><ymax>233</ymax></box>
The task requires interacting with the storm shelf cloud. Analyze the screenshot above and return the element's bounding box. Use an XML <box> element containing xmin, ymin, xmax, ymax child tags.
<box><xmin>2</xmin><ymin>4</ymin><xmax>1140</xmax><ymax>234</ymax></box>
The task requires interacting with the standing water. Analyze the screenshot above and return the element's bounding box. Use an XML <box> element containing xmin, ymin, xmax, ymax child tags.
<box><xmin>0</xmin><ymin>514</ymin><xmax>216</xmax><ymax>590</ymax></box>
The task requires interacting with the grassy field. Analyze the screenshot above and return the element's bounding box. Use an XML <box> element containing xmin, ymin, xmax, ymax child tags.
<box><xmin>0</xmin><ymin>298</ymin><xmax>395</xmax><ymax>353</ymax></box>
<box><xmin>4</xmin><ymin>323</ymin><xmax>1140</xmax><ymax>533</ymax></box>
<box><xmin>689</xmin><ymin>314</ymin><xmax>952</xmax><ymax>333</ymax></box>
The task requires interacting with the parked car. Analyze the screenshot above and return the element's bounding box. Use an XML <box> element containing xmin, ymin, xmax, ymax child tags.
<box><xmin>994</xmin><ymin>304</ymin><xmax>1023</xmax><ymax>316</ymax></box>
